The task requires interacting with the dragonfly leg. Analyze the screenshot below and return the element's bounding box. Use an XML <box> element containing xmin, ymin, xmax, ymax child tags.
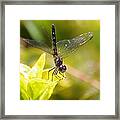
<box><xmin>48</xmin><ymin>67</ymin><xmax>55</xmax><ymax>80</ymax></box>
<box><xmin>51</xmin><ymin>68</ymin><xmax>64</xmax><ymax>81</ymax></box>
<box><xmin>54</xmin><ymin>74</ymin><xmax>63</xmax><ymax>81</ymax></box>
<box><xmin>59</xmin><ymin>71</ymin><xmax>66</xmax><ymax>79</ymax></box>
<box><xmin>54</xmin><ymin>72</ymin><xmax>64</xmax><ymax>81</ymax></box>
<box><xmin>52</xmin><ymin>68</ymin><xmax>64</xmax><ymax>81</ymax></box>
<box><xmin>56</xmin><ymin>74</ymin><xmax>62</xmax><ymax>79</ymax></box>
<box><xmin>51</xmin><ymin>67</ymin><xmax>58</xmax><ymax>81</ymax></box>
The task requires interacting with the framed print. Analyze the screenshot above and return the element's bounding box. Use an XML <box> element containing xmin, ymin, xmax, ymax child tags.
<box><xmin>0</xmin><ymin>0</ymin><xmax>119</xmax><ymax>119</ymax></box>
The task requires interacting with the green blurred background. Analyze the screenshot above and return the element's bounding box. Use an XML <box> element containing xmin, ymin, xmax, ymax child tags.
<box><xmin>20</xmin><ymin>20</ymin><xmax>100</xmax><ymax>100</ymax></box>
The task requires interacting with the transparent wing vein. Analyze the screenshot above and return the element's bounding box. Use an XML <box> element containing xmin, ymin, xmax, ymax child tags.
<box><xmin>56</xmin><ymin>32</ymin><xmax>93</xmax><ymax>58</ymax></box>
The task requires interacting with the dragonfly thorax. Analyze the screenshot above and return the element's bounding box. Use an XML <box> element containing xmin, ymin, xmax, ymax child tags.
<box><xmin>54</xmin><ymin>56</ymin><xmax>63</xmax><ymax>67</ymax></box>
<box><xmin>54</xmin><ymin>56</ymin><xmax>67</xmax><ymax>73</ymax></box>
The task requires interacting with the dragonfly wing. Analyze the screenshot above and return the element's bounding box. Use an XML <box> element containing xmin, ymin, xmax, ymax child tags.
<box><xmin>21</xmin><ymin>37</ymin><xmax>53</xmax><ymax>55</ymax></box>
<box><xmin>56</xmin><ymin>32</ymin><xmax>93</xmax><ymax>58</ymax></box>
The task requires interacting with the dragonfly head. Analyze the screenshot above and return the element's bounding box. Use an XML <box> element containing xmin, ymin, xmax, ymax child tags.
<box><xmin>59</xmin><ymin>65</ymin><xmax>67</xmax><ymax>73</ymax></box>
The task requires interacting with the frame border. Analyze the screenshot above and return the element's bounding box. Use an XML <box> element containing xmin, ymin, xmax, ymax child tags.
<box><xmin>0</xmin><ymin>0</ymin><xmax>119</xmax><ymax>119</ymax></box>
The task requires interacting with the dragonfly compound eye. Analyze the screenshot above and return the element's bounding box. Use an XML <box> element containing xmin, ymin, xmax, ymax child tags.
<box><xmin>59</xmin><ymin>65</ymin><xmax>67</xmax><ymax>73</ymax></box>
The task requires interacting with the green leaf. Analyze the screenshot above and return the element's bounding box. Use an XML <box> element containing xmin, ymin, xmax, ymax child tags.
<box><xmin>27</xmin><ymin>78</ymin><xmax>58</xmax><ymax>100</ymax></box>
<box><xmin>39</xmin><ymin>82</ymin><xmax>57</xmax><ymax>100</ymax></box>
<box><xmin>20</xmin><ymin>64</ymin><xmax>31</xmax><ymax>76</ymax></box>
<box><xmin>28</xmin><ymin>53</ymin><xmax>46</xmax><ymax>79</ymax></box>
<box><xmin>20</xmin><ymin>53</ymin><xmax>65</xmax><ymax>100</ymax></box>
<box><xmin>20</xmin><ymin>88</ymin><xmax>29</xmax><ymax>100</ymax></box>
<box><xmin>20</xmin><ymin>73</ymin><xmax>29</xmax><ymax>100</ymax></box>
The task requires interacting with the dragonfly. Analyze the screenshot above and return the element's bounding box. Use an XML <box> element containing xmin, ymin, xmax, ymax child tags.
<box><xmin>21</xmin><ymin>24</ymin><xmax>93</xmax><ymax>80</ymax></box>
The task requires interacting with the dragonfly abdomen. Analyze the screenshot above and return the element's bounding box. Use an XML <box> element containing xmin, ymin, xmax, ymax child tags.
<box><xmin>52</xmin><ymin>24</ymin><xmax>58</xmax><ymax>57</ymax></box>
